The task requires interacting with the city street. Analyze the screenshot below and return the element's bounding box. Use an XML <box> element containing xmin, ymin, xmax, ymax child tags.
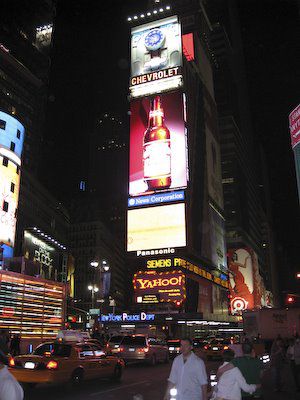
<box><xmin>24</xmin><ymin>360</ymin><xmax>300</xmax><ymax>400</ymax></box>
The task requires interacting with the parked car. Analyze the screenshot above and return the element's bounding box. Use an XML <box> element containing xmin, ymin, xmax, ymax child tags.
<box><xmin>9</xmin><ymin>341</ymin><xmax>125</xmax><ymax>387</ymax></box>
<box><xmin>167</xmin><ymin>340</ymin><xmax>181</xmax><ymax>357</ymax></box>
<box><xmin>106</xmin><ymin>335</ymin><xmax>124</xmax><ymax>355</ymax></box>
<box><xmin>119</xmin><ymin>335</ymin><xmax>169</xmax><ymax>365</ymax></box>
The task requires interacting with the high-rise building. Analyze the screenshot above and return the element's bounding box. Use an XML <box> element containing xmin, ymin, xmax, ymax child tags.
<box><xmin>88</xmin><ymin>112</ymin><xmax>128</xmax><ymax>239</ymax></box>
<box><xmin>0</xmin><ymin>0</ymin><xmax>72</xmax><ymax>284</ymax></box>
<box><xmin>0</xmin><ymin>0</ymin><xmax>59</xmax><ymax>260</ymax></box>
<box><xmin>121</xmin><ymin>0</ymin><xmax>240</xmax><ymax>338</ymax></box>
<box><xmin>68</xmin><ymin>196</ymin><xmax>127</xmax><ymax>312</ymax></box>
<box><xmin>0</xmin><ymin>0</ymin><xmax>55</xmax><ymax>175</ymax></box>
<box><xmin>207</xmin><ymin>0</ymin><xmax>278</xmax><ymax>304</ymax></box>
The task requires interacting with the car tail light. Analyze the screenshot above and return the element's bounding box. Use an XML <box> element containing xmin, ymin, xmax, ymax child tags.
<box><xmin>144</xmin><ymin>347</ymin><xmax>149</xmax><ymax>353</ymax></box>
<box><xmin>46</xmin><ymin>360</ymin><xmax>58</xmax><ymax>370</ymax></box>
<box><xmin>204</xmin><ymin>345</ymin><xmax>208</xmax><ymax>350</ymax></box>
<box><xmin>223</xmin><ymin>345</ymin><xmax>229</xmax><ymax>350</ymax></box>
<box><xmin>119</xmin><ymin>346</ymin><xmax>124</xmax><ymax>352</ymax></box>
<box><xmin>9</xmin><ymin>358</ymin><xmax>15</xmax><ymax>367</ymax></box>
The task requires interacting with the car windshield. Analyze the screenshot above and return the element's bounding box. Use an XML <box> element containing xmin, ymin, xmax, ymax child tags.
<box><xmin>34</xmin><ymin>343</ymin><xmax>71</xmax><ymax>357</ymax></box>
<box><xmin>210</xmin><ymin>340</ymin><xmax>221</xmax><ymax>345</ymax></box>
<box><xmin>122</xmin><ymin>336</ymin><xmax>146</xmax><ymax>346</ymax></box>
<box><xmin>109</xmin><ymin>336</ymin><xmax>123</xmax><ymax>344</ymax></box>
<box><xmin>167</xmin><ymin>341</ymin><xmax>180</xmax><ymax>347</ymax></box>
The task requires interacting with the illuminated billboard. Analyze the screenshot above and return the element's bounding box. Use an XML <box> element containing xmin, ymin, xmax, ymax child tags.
<box><xmin>289</xmin><ymin>104</ymin><xmax>300</xmax><ymax>149</ymax></box>
<box><xmin>0</xmin><ymin>270</ymin><xmax>65</xmax><ymax>339</ymax></box>
<box><xmin>130</xmin><ymin>15</ymin><xmax>182</xmax><ymax>98</ymax></box>
<box><xmin>23</xmin><ymin>231</ymin><xmax>59</xmax><ymax>280</ymax></box>
<box><xmin>228</xmin><ymin>248</ymin><xmax>269</xmax><ymax>315</ymax></box>
<box><xmin>133</xmin><ymin>270</ymin><xmax>186</xmax><ymax>304</ymax></box>
<box><xmin>129</xmin><ymin>91</ymin><xmax>188</xmax><ymax>197</ymax></box>
<box><xmin>0</xmin><ymin>112</ymin><xmax>24</xmax><ymax>260</ymax></box>
<box><xmin>127</xmin><ymin>203</ymin><xmax>186</xmax><ymax>252</ymax></box>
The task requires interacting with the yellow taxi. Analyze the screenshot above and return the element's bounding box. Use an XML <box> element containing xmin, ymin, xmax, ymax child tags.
<box><xmin>9</xmin><ymin>340</ymin><xmax>125</xmax><ymax>386</ymax></box>
<box><xmin>203</xmin><ymin>338</ymin><xmax>230</xmax><ymax>360</ymax></box>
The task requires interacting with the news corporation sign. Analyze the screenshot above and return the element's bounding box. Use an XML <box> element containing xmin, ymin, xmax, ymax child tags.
<box><xmin>100</xmin><ymin>312</ymin><xmax>155</xmax><ymax>323</ymax></box>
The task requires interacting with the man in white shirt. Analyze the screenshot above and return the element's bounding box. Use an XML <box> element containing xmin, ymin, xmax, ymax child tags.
<box><xmin>164</xmin><ymin>337</ymin><xmax>208</xmax><ymax>400</ymax></box>
<box><xmin>0</xmin><ymin>353</ymin><xmax>23</xmax><ymax>400</ymax></box>
<box><xmin>215</xmin><ymin>349</ymin><xmax>259</xmax><ymax>400</ymax></box>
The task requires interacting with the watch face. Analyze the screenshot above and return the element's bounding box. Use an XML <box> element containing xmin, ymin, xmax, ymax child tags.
<box><xmin>144</xmin><ymin>29</ymin><xmax>165</xmax><ymax>51</ymax></box>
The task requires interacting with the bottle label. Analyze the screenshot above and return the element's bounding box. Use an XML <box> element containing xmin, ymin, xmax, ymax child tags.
<box><xmin>143</xmin><ymin>139</ymin><xmax>171</xmax><ymax>179</ymax></box>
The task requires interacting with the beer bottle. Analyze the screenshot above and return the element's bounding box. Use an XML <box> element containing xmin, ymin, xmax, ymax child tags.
<box><xmin>143</xmin><ymin>96</ymin><xmax>171</xmax><ymax>190</ymax></box>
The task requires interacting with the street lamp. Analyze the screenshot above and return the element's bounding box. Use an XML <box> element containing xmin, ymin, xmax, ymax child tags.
<box><xmin>90</xmin><ymin>259</ymin><xmax>110</xmax><ymax>272</ymax></box>
<box><xmin>89</xmin><ymin>259</ymin><xmax>110</xmax><ymax>310</ymax></box>
<box><xmin>87</xmin><ymin>285</ymin><xmax>99</xmax><ymax>308</ymax></box>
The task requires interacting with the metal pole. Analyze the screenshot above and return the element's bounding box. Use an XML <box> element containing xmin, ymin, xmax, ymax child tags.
<box><xmin>92</xmin><ymin>288</ymin><xmax>95</xmax><ymax>309</ymax></box>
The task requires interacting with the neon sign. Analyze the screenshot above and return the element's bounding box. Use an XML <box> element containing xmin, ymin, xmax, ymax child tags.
<box><xmin>100</xmin><ymin>312</ymin><xmax>155</xmax><ymax>323</ymax></box>
<box><xmin>133</xmin><ymin>270</ymin><xmax>186</xmax><ymax>304</ymax></box>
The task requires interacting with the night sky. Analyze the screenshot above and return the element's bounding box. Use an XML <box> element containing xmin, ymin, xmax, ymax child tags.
<box><xmin>43</xmin><ymin>0</ymin><xmax>300</xmax><ymax>288</ymax></box>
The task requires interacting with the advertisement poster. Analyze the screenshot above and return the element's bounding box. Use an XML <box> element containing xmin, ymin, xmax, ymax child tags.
<box><xmin>127</xmin><ymin>203</ymin><xmax>186</xmax><ymax>252</ymax></box>
<box><xmin>197</xmin><ymin>279</ymin><xmax>212</xmax><ymax>315</ymax></box>
<box><xmin>212</xmin><ymin>285</ymin><xmax>229</xmax><ymax>316</ymax></box>
<box><xmin>228</xmin><ymin>248</ymin><xmax>268</xmax><ymax>315</ymax></box>
<box><xmin>130</xmin><ymin>15</ymin><xmax>182</xmax><ymax>97</ymax></box>
<box><xmin>206</xmin><ymin>127</ymin><xmax>224</xmax><ymax>209</ymax></box>
<box><xmin>289</xmin><ymin>104</ymin><xmax>300</xmax><ymax>149</ymax></box>
<box><xmin>209</xmin><ymin>206</ymin><xmax>227</xmax><ymax>271</ymax></box>
<box><xmin>129</xmin><ymin>91</ymin><xmax>187</xmax><ymax>196</ymax></box>
<box><xmin>133</xmin><ymin>270</ymin><xmax>186</xmax><ymax>304</ymax></box>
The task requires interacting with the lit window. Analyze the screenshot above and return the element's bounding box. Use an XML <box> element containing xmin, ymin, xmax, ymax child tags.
<box><xmin>3</xmin><ymin>201</ymin><xmax>8</xmax><ymax>212</ymax></box>
<box><xmin>10</xmin><ymin>182</ymin><xmax>15</xmax><ymax>193</ymax></box>
<box><xmin>0</xmin><ymin>119</ymin><xmax>6</xmax><ymax>130</ymax></box>
<box><xmin>79</xmin><ymin>181</ymin><xmax>86</xmax><ymax>191</ymax></box>
<box><xmin>2</xmin><ymin>157</ymin><xmax>8</xmax><ymax>166</ymax></box>
<box><xmin>222</xmin><ymin>178</ymin><xmax>234</xmax><ymax>184</ymax></box>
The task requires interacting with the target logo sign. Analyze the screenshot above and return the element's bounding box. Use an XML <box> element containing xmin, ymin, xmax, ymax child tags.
<box><xmin>231</xmin><ymin>297</ymin><xmax>248</xmax><ymax>314</ymax></box>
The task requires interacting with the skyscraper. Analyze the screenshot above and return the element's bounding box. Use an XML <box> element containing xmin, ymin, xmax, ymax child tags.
<box><xmin>207</xmin><ymin>0</ymin><xmax>278</xmax><ymax>304</ymax></box>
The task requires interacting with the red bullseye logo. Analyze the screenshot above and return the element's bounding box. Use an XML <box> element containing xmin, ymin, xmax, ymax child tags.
<box><xmin>231</xmin><ymin>297</ymin><xmax>248</xmax><ymax>314</ymax></box>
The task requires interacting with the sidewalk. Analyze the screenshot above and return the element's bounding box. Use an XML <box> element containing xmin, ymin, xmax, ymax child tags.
<box><xmin>262</xmin><ymin>363</ymin><xmax>300</xmax><ymax>400</ymax></box>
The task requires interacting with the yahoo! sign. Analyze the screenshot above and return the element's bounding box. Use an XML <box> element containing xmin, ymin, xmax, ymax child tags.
<box><xmin>100</xmin><ymin>312</ymin><xmax>155</xmax><ymax>323</ymax></box>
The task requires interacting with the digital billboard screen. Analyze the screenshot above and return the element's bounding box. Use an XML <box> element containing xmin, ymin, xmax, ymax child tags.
<box><xmin>127</xmin><ymin>203</ymin><xmax>186</xmax><ymax>252</ymax></box>
<box><xmin>129</xmin><ymin>91</ymin><xmax>187</xmax><ymax>197</ymax></box>
<box><xmin>130</xmin><ymin>15</ymin><xmax>182</xmax><ymax>97</ymax></box>
<box><xmin>23</xmin><ymin>231</ymin><xmax>59</xmax><ymax>281</ymax></box>
<box><xmin>133</xmin><ymin>270</ymin><xmax>186</xmax><ymax>304</ymax></box>
<box><xmin>0</xmin><ymin>112</ymin><xmax>24</xmax><ymax>260</ymax></box>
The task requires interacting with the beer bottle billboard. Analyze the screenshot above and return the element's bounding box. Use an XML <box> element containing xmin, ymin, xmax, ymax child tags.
<box><xmin>143</xmin><ymin>96</ymin><xmax>171</xmax><ymax>190</ymax></box>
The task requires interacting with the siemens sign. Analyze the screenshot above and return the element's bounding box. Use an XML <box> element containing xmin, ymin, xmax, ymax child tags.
<box><xmin>128</xmin><ymin>191</ymin><xmax>184</xmax><ymax>207</ymax></box>
<box><xmin>100</xmin><ymin>312</ymin><xmax>155</xmax><ymax>323</ymax></box>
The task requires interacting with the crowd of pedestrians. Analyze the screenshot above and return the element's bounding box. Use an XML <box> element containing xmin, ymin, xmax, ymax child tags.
<box><xmin>0</xmin><ymin>329</ymin><xmax>24</xmax><ymax>400</ymax></box>
<box><xmin>164</xmin><ymin>334</ymin><xmax>300</xmax><ymax>400</ymax></box>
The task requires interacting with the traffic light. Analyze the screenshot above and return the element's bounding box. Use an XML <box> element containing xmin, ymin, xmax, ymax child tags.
<box><xmin>67</xmin><ymin>315</ymin><xmax>77</xmax><ymax>323</ymax></box>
